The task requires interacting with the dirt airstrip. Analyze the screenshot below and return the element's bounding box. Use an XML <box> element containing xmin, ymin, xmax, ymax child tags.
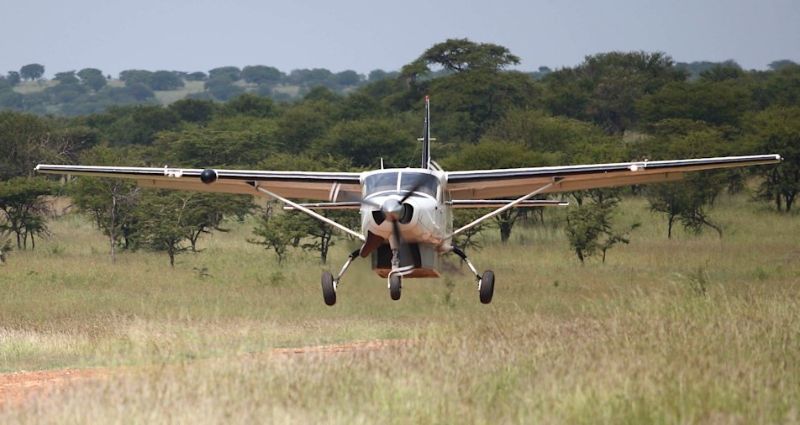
<box><xmin>0</xmin><ymin>339</ymin><xmax>412</xmax><ymax>409</ymax></box>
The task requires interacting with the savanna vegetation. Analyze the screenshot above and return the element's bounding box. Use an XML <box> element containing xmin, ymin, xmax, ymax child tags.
<box><xmin>0</xmin><ymin>39</ymin><xmax>798</xmax><ymax>422</ymax></box>
<box><xmin>0</xmin><ymin>195</ymin><xmax>798</xmax><ymax>423</ymax></box>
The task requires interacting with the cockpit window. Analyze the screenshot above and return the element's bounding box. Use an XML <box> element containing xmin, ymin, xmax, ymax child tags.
<box><xmin>364</xmin><ymin>171</ymin><xmax>439</xmax><ymax>198</ymax></box>
<box><xmin>400</xmin><ymin>172</ymin><xmax>438</xmax><ymax>197</ymax></box>
<box><xmin>364</xmin><ymin>172</ymin><xmax>398</xmax><ymax>194</ymax></box>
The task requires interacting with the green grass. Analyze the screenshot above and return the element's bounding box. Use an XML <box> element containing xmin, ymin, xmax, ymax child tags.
<box><xmin>0</xmin><ymin>194</ymin><xmax>798</xmax><ymax>423</ymax></box>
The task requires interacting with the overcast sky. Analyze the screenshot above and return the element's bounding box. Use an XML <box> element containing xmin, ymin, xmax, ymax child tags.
<box><xmin>1</xmin><ymin>0</ymin><xmax>798</xmax><ymax>77</ymax></box>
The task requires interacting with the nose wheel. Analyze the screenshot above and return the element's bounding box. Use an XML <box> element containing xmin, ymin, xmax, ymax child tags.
<box><xmin>389</xmin><ymin>274</ymin><xmax>402</xmax><ymax>300</ymax></box>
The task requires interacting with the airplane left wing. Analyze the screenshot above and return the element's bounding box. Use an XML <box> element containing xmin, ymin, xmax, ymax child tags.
<box><xmin>35</xmin><ymin>164</ymin><xmax>362</xmax><ymax>201</ymax></box>
<box><xmin>445</xmin><ymin>154</ymin><xmax>782</xmax><ymax>199</ymax></box>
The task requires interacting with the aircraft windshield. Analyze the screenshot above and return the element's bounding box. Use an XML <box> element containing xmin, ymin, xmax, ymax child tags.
<box><xmin>400</xmin><ymin>172</ymin><xmax>438</xmax><ymax>197</ymax></box>
<box><xmin>363</xmin><ymin>171</ymin><xmax>439</xmax><ymax>198</ymax></box>
<box><xmin>364</xmin><ymin>172</ymin><xmax>398</xmax><ymax>194</ymax></box>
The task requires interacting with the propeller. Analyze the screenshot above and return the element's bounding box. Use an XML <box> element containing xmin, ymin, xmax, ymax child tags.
<box><xmin>384</xmin><ymin>178</ymin><xmax>425</xmax><ymax>261</ymax></box>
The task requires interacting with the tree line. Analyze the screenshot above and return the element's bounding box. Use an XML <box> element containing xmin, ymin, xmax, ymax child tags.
<box><xmin>0</xmin><ymin>63</ymin><xmax>399</xmax><ymax>117</ymax></box>
<box><xmin>0</xmin><ymin>38</ymin><xmax>797</xmax><ymax>266</ymax></box>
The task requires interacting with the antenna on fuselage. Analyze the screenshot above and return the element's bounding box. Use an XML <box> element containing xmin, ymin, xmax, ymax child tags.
<box><xmin>419</xmin><ymin>95</ymin><xmax>435</xmax><ymax>170</ymax></box>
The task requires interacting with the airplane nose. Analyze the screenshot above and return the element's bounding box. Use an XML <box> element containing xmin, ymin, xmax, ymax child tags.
<box><xmin>381</xmin><ymin>199</ymin><xmax>404</xmax><ymax>221</ymax></box>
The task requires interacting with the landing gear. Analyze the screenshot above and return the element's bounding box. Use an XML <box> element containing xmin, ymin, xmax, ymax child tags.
<box><xmin>451</xmin><ymin>246</ymin><xmax>496</xmax><ymax>304</ymax></box>
<box><xmin>321</xmin><ymin>271</ymin><xmax>336</xmax><ymax>306</ymax></box>
<box><xmin>321</xmin><ymin>249</ymin><xmax>361</xmax><ymax>306</ymax></box>
<box><xmin>479</xmin><ymin>270</ymin><xmax>495</xmax><ymax>304</ymax></box>
<box><xmin>389</xmin><ymin>274</ymin><xmax>402</xmax><ymax>300</ymax></box>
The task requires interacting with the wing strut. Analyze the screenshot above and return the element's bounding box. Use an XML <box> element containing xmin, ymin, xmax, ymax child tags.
<box><xmin>252</xmin><ymin>183</ymin><xmax>366</xmax><ymax>242</ymax></box>
<box><xmin>447</xmin><ymin>179</ymin><xmax>558</xmax><ymax>239</ymax></box>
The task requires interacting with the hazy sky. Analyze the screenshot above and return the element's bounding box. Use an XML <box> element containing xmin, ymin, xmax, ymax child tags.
<box><xmin>1</xmin><ymin>0</ymin><xmax>798</xmax><ymax>77</ymax></box>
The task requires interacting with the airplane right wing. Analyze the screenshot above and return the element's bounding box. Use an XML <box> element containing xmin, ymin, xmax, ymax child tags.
<box><xmin>445</xmin><ymin>154</ymin><xmax>782</xmax><ymax>200</ymax></box>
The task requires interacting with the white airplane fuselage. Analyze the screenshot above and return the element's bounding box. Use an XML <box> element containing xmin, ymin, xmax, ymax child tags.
<box><xmin>359</xmin><ymin>168</ymin><xmax>451</xmax><ymax>248</ymax></box>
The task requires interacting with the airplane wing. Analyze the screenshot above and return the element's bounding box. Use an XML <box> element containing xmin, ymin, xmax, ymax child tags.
<box><xmin>445</xmin><ymin>154</ymin><xmax>782</xmax><ymax>199</ymax></box>
<box><xmin>35</xmin><ymin>164</ymin><xmax>362</xmax><ymax>201</ymax></box>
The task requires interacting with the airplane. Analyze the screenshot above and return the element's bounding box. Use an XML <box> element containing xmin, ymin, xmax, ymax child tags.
<box><xmin>36</xmin><ymin>96</ymin><xmax>782</xmax><ymax>306</ymax></box>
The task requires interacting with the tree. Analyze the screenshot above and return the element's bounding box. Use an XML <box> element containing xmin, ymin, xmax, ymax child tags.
<box><xmin>0</xmin><ymin>177</ymin><xmax>55</xmax><ymax>249</ymax></box>
<box><xmin>223</xmin><ymin>93</ymin><xmax>275</xmax><ymax>117</ymax></box>
<box><xmin>743</xmin><ymin>107</ymin><xmax>800</xmax><ymax>212</ymax></box>
<box><xmin>287</xmin><ymin>68</ymin><xmax>334</xmax><ymax>87</ymax></box>
<box><xmin>417</xmin><ymin>38</ymin><xmax>520</xmax><ymax>73</ymax></box>
<box><xmin>565</xmin><ymin>192</ymin><xmax>638</xmax><ymax>263</ymax></box>
<box><xmin>248</xmin><ymin>204</ymin><xmax>294</xmax><ymax>264</ymax></box>
<box><xmin>543</xmin><ymin>51</ymin><xmax>686</xmax><ymax>133</ymax></box>
<box><xmin>768</xmin><ymin>60</ymin><xmax>798</xmax><ymax>71</ymax></box>
<box><xmin>19</xmin><ymin>64</ymin><xmax>44</xmax><ymax>81</ymax></box>
<box><xmin>77</xmin><ymin>68</ymin><xmax>107</xmax><ymax>91</ymax></box>
<box><xmin>119</xmin><ymin>69</ymin><xmax>153</xmax><ymax>87</ymax></box>
<box><xmin>169</xmin><ymin>98</ymin><xmax>216</xmax><ymax>124</ymax></box>
<box><xmin>430</xmin><ymin>70</ymin><xmax>540</xmax><ymax>142</ymax></box>
<box><xmin>149</xmin><ymin>71</ymin><xmax>184</xmax><ymax>91</ymax></box>
<box><xmin>241</xmin><ymin>65</ymin><xmax>284</xmax><ymax>85</ymax></box>
<box><xmin>753</xmin><ymin>64</ymin><xmax>800</xmax><ymax>109</ymax></box>
<box><xmin>0</xmin><ymin>111</ymin><xmax>89</xmax><ymax>179</ymax></box>
<box><xmin>54</xmin><ymin>71</ymin><xmax>80</xmax><ymax>85</ymax></box>
<box><xmin>273</xmin><ymin>101</ymin><xmax>335</xmax><ymax>154</ymax></box>
<box><xmin>103</xmin><ymin>105</ymin><xmax>180</xmax><ymax>146</ymax></box>
<box><xmin>647</xmin><ymin>179</ymin><xmax>723</xmax><ymax>238</ymax></box>
<box><xmin>208</xmin><ymin>66</ymin><xmax>241</xmax><ymax>82</ymax></box>
<box><xmin>180</xmin><ymin>193</ymin><xmax>252</xmax><ymax>252</ymax></box>
<box><xmin>155</xmin><ymin>124</ymin><xmax>272</xmax><ymax>168</ymax></box>
<box><xmin>333</xmin><ymin>70</ymin><xmax>362</xmax><ymax>87</ymax></box>
<box><xmin>286</xmin><ymin>210</ymin><xmax>357</xmax><ymax>263</ymax></box>
<box><xmin>637</xmin><ymin>80</ymin><xmax>752</xmax><ymax>128</ymax></box>
<box><xmin>205</xmin><ymin>78</ymin><xmax>244</xmax><ymax>101</ymax></box>
<box><xmin>6</xmin><ymin>71</ymin><xmax>21</xmax><ymax>86</ymax></box>
<box><xmin>122</xmin><ymin>83</ymin><xmax>155</xmax><ymax>101</ymax></box>
<box><xmin>314</xmin><ymin>118</ymin><xmax>415</xmax><ymax>168</ymax></box>
<box><xmin>135</xmin><ymin>191</ymin><xmax>194</xmax><ymax>267</ymax></box>
<box><xmin>70</xmin><ymin>146</ymin><xmax>142</xmax><ymax>261</ymax></box>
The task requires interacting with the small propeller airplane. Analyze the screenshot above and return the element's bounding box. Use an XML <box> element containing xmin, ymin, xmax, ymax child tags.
<box><xmin>36</xmin><ymin>97</ymin><xmax>781</xmax><ymax>305</ymax></box>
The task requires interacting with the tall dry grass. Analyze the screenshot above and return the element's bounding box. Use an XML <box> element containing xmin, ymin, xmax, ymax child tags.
<box><xmin>0</xmin><ymin>194</ymin><xmax>798</xmax><ymax>423</ymax></box>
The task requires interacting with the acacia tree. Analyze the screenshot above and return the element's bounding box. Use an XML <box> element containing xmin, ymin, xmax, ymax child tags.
<box><xmin>135</xmin><ymin>191</ymin><xmax>194</xmax><ymax>267</ymax></box>
<box><xmin>181</xmin><ymin>193</ymin><xmax>252</xmax><ymax>252</ymax></box>
<box><xmin>414</xmin><ymin>38</ymin><xmax>520</xmax><ymax>74</ymax></box>
<box><xmin>646</xmin><ymin>178</ymin><xmax>723</xmax><ymax>238</ymax></box>
<box><xmin>249</xmin><ymin>204</ymin><xmax>294</xmax><ymax>264</ymax></box>
<box><xmin>565</xmin><ymin>192</ymin><xmax>639</xmax><ymax>264</ymax></box>
<box><xmin>0</xmin><ymin>177</ymin><xmax>54</xmax><ymax>249</ymax></box>
<box><xmin>20</xmin><ymin>64</ymin><xmax>44</xmax><ymax>81</ymax></box>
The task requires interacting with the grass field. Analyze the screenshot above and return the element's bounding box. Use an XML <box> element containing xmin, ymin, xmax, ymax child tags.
<box><xmin>0</xmin><ymin>195</ymin><xmax>798</xmax><ymax>423</ymax></box>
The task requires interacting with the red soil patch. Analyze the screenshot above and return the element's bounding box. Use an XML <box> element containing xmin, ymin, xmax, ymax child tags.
<box><xmin>0</xmin><ymin>368</ymin><xmax>109</xmax><ymax>409</ymax></box>
<box><xmin>0</xmin><ymin>339</ymin><xmax>412</xmax><ymax>409</ymax></box>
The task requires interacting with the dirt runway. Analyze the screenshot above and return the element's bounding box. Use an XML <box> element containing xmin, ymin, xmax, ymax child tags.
<box><xmin>0</xmin><ymin>339</ymin><xmax>411</xmax><ymax>409</ymax></box>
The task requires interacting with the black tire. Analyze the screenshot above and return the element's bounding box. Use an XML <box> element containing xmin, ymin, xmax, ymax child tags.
<box><xmin>389</xmin><ymin>274</ymin><xmax>402</xmax><ymax>301</ymax></box>
<box><xmin>479</xmin><ymin>270</ymin><xmax>495</xmax><ymax>304</ymax></box>
<box><xmin>321</xmin><ymin>271</ymin><xmax>336</xmax><ymax>306</ymax></box>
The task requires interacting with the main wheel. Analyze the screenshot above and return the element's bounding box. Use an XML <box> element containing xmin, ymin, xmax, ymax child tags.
<box><xmin>321</xmin><ymin>271</ymin><xmax>336</xmax><ymax>306</ymax></box>
<box><xmin>479</xmin><ymin>270</ymin><xmax>495</xmax><ymax>304</ymax></box>
<box><xmin>389</xmin><ymin>274</ymin><xmax>402</xmax><ymax>301</ymax></box>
